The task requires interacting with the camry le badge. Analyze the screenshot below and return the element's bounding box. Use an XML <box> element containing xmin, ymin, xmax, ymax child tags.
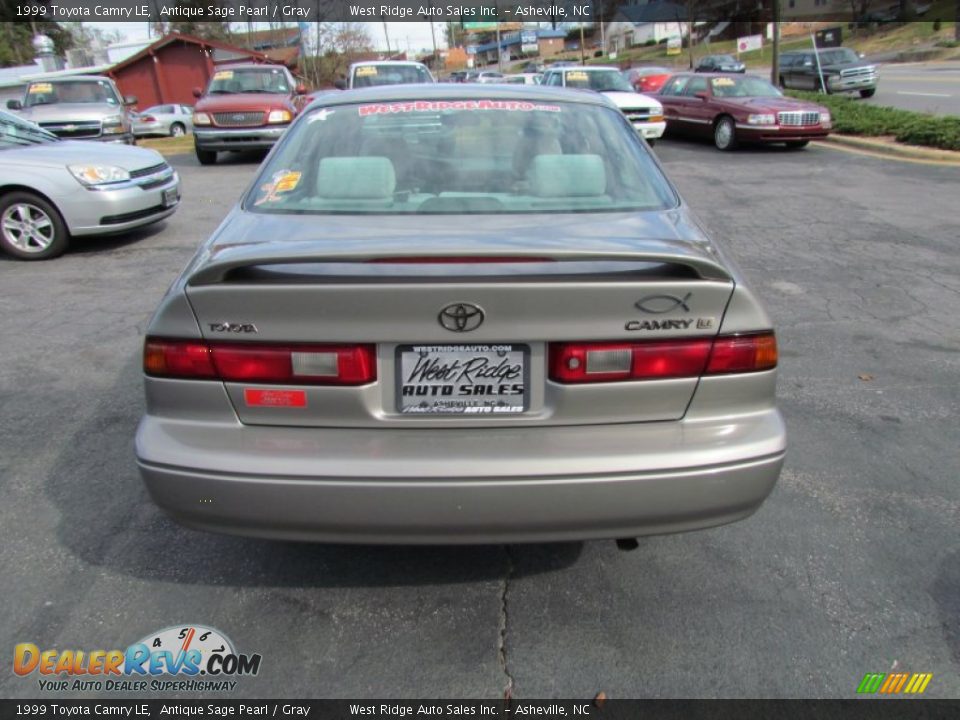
<box><xmin>635</xmin><ymin>292</ymin><xmax>692</xmax><ymax>314</ymax></box>
<box><xmin>438</xmin><ymin>303</ymin><xmax>484</xmax><ymax>332</ymax></box>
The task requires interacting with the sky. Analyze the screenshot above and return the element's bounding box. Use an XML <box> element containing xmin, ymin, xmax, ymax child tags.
<box><xmin>87</xmin><ymin>21</ymin><xmax>444</xmax><ymax>54</ymax></box>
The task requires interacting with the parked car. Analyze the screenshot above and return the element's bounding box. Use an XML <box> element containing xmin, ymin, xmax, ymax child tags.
<box><xmin>540</xmin><ymin>65</ymin><xmax>665</xmax><ymax>144</ymax></box>
<box><xmin>473</xmin><ymin>71</ymin><xmax>506</xmax><ymax>84</ymax></box>
<box><xmin>191</xmin><ymin>64</ymin><xmax>308</xmax><ymax>165</ymax></box>
<box><xmin>135</xmin><ymin>84</ymin><xmax>784</xmax><ymax>544</ymax></box>
<box><xmin>695</xmin><ymin>55</ymin><xmax>747</xmax><ymax>74</ymax></box>
<box><xmin>6</xmin><ymin>76</ymin><xmax>137</xmax><ymax>144</ymax></box>
<box><xmin>339</xmin><ymin>61</ymin><xmax>435</xmax><ymax>89</ymax></box>
<box><xmin>448</xmin><ymin>71</ymin><xmax>469</xmax><ymax>83</ymax></box>
<box><xmin>503</xmin><ymin>73</ymin><xmax>543</xmax><ymax>85</ymax></box>
<box><xmin>623</xmin><ymin>66</ymin><xmax>673</xmax><ymax>94</ymax></box>
<box><xmin>132</xmin><ymin>104</ymin><xmax>194</xmax><ymax>137</ymax></box>
<box><xmin>778</xmin><ymin>47</ymin><xmax>878</xmax><ymax>97</ymax></box>
<box><xmin>0</xmin><ymin>110</ymin><xmax>179</xmax><ymax>260</ymax></box>
<box><xmin>658</xmin><ymin>73</ymin><xmax>831</xmax><ymax>150</ymax></box>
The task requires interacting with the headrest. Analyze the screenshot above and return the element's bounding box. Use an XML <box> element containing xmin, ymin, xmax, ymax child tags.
<box><xmin>316</xmin><ymin>157</ymin><xmax>396</xmax><ymax>199</ymax></box>
<box><xmin>527</xmin><ymin>154</ymin><xmax>606</xmax><ymax>198</ymax></box>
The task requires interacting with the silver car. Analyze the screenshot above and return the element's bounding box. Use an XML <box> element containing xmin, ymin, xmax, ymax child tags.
<box><xmin>0</xmin><ymin>110</ymin><xmax>180</xmax><ymax>260</ymax></box>
<box><xmin>132</xmin><ymin>104</ymin><xmax>194</xmax><ymax>137</ymax></box>
<box><xmin>136</xmin><ymin>85</ymin><xmax>785</xmax><ymax>544</ymax></box>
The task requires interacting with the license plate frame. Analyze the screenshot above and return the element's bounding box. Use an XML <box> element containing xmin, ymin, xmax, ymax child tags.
<box><xmin>396</xmin><ymin>343</ymin><xmax>530</xmax><ymax>415</ymax></box>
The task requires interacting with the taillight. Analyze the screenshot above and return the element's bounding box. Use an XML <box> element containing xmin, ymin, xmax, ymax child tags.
<box><xmin>549</xmin><ymin>333</ymin><xmax>776</xmax><ymax>384</ymax></box>
<box><xmin>706</xmin><ymin>333</ymin><xmax>778</xmax><ymax>374</ymax></box>
<box><xmin>144</xmin><ymin>339</ymin><xmax>376</xmax><ymax>385</ymax></box>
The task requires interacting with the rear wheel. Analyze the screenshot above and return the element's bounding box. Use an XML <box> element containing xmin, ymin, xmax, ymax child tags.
<box><xmin>170</xmin><ymin>122</ymin><xmax>186</xmax><ymax>137</ymax></box>
<box><xmin>859</xmin><ymin>88</ymin><xmax>876</xmax><ymax>98</ymax></box>
<box><xmin>785</xmin><ymin>140</ymin><xmax>810</xmax><ymax>149</ymax></box>
<box><xmin>646</xmin><ymin>138</ymin><xmax>656</xmax><ymax>147</ymax></box>
<box><xmin>714</xmin><ymin>116</ymin><xmax>737</xmax><ymax>151</ymax></box>
<box><xmin>778</xmin><ymin>75</ymin><xmax>786</xmax><ymax>89</ymax></box>
<box><xmin>0</xmin><ymin>191</ymin><xmax>69</xmax><ymax>260</ymax></box>
<box><xmin>195</xmin><ymin>146</ymin><xmax>217</xmax><ymax>165</ymax></box>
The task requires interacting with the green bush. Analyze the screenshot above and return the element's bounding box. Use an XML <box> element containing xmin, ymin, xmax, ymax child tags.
<box><xmin>935</xmin><ymin>39</ymin><xmax>959</xmax><ymax>48</ymax></box>
<box><xmin>785</xmin><ymin>90</ymin><xmax>960</xmax><ymax>150</ymax></box>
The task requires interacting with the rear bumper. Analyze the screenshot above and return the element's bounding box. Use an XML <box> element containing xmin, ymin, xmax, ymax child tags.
<box><xmin>135</xmin><ymin>409</ymin><xmax>786</xmax><ymax>544</ymax></box>
<box><xmin>194</xmin><ymin>126</ymin><xmax>287</xmax><ymax>151</ymax></box>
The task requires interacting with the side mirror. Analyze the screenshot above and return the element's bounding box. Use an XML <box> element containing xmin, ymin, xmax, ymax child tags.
<box><xmin>334</xmin><ymin>79</ymin><xmax>347</xmax><ymax>90</ymax></box>
<box><xmin>694</xmin><ymin>91</ymin><xmax>709</xmax><ymax>100</ymax></box>
<box><xmin>123</xmin><ymin>95</ymin><xmax>138</xmax><ymax>106</ymax></box>
<box><xmin>192</xmin><ymin>87</ymin><xmax>202</xmax><ymax>98</ymax></box>
<box><xmin>6</xmin><ymin>99</ymin><xmax>22</xmax><ymax>110</ymax></box>
<box><xmin>295</xmin><ymin>84</ymin><xmax>308</xmax><ymax>95</ymax></box>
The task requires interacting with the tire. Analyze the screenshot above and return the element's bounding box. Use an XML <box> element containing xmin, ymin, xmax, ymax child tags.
<box><xmin>195</xmin><ymin>146</ymin><xmax>217</xmax><ymax>165</ymax></box>
<box><xmin>778</xmin><ymin>75</ymin><xmax>786</xmax><ymax>89</ymax></box>
<box><xmin>785</xmin><ymin>140</ymin><xmax>810</xmax><ymax>149</ymax></box>
<box><xmin>646</xmin><ymin>138</ymin><xmax>656</xmax><ymax>147</ymax></box>
<box><xmin>859</xmin><ymin>88</ymin><xmax>876</xmax><ymax>98</ymax></box>
<box><xmin>0</xmin><ymin>191</ymin><xmax>69</xmax><ymax>260</ymax></box>
<box><xmin>170</xmin><ymin>122</ymin><xmax>186</xmax><ymax>137</ymax></box>
<box><xmin>713</xmin><ymin>116</ymin><xmax>737</xmax><ymax>151</ymax></box>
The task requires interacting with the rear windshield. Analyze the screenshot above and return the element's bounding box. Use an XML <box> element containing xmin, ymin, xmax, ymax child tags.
<box><xmin>245</xmin><ymin>99</ymin><xmax>677</xmax><ymax>215</ymax></box>
<box><xmin>353</xmin><ymin>65</ymin><xmax>432</xmax><ymax>87</ymax></box>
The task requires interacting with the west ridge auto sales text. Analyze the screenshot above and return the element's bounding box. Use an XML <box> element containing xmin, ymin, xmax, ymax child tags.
<box><xmin>350</xmin><ymin>5</ymin><xmax>578</xmax><ymax>18</ymax></box>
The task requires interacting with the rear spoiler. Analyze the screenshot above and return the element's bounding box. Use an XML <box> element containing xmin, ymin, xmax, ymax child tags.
<box><xmin>186</xmin><ymin>240</ymin><xmax>733</xmax><ymax>286</ymax></box>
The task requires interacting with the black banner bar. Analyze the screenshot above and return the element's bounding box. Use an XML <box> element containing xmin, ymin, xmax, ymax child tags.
<box><xmin>4</xmin><ymin>0</ymin><xmax>944</xmax><ymax>23</ymax></box>
<box><xmin>2</xmin><ymin>700</ymin><xmax>960</xmax><ymax>720</ymax></box>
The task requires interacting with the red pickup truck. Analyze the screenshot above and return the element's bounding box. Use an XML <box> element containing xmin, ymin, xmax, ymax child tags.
<box><xmin>191</xmin><ymin>64</ymin><xmax>308</xmax><ymax>165</ymax></box>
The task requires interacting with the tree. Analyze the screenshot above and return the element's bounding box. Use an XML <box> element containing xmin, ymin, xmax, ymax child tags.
<box><xmin>0</xmin><ymin>10</ymin><xmax>74</xmax><ymax>68</ymax></box>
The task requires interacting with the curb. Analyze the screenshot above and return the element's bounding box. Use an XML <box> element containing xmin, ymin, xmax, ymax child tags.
<box><xmin>820</xmin><ymin>134</ymin><xmax>960</xmax><ymax>164</ymax></box>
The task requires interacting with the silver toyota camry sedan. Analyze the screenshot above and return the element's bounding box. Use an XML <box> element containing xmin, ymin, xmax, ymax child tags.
<box><xmin>136</xmin><ymin>85</ymin><xmax>786</xmax><ymax>544</ymax></box>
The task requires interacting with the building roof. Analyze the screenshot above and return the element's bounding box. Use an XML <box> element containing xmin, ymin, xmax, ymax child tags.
<box><xmin>233</xmin><ymin>27</ymin><xmax>301</xmax><ymax>51</ymax></box>
<box><xmin>0</xmin><ymin>62</ymin><xmax>41</xmax><ymax>89</ymax></box>
<box><xmin>108</xmin><ymin>33</ymin><xmax>271</xmax><ymax>75</ymax></box>
<box><xmin>20</xmin><ymin>65</ymin><xmax>114</xmax><ymax>82</ymax></box>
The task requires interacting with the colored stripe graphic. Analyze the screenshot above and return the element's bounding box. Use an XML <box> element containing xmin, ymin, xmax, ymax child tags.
<box><xmin>857</xmin><ymin>672</ymin><xmax>932</xmax><ymax>694</ymax></box>
<box><xmin>904</xmin><ymin>673</ymin><xmax>933</xmax><ymax>694</ymax></box>
<box><xmin>857</xmin><ymin>673</ymin><xmax>885</xmax><ymax>694</ymax></box>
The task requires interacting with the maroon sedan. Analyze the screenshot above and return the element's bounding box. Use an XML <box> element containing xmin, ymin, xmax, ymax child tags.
<box><xmin>622</xmin><ymin>66</ymin><xmax>673</xmax><ymax>94</ymax></box>
<box><xmin>658</xmin><ymin>73</ymin><xmax>831</xmax><ymax>150</ymax></box>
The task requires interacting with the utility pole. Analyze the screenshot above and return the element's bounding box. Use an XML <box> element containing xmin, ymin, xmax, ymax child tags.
<box><xmin>771</xmin><ymin>3</ymin><xmax>781</xmax><ymax>86</ymax></box>
<box><xmin>579</xmin><ymin>24</ymin><xmax>586</xmax><ymax>65</ymax></box>
<box><xmin>496</xmin><ymin>19</ymin><xmax>503</xmax><ymax>72</ymax></box>
<box><xmin>430</xmin><ymin>20</ymin><xmax>439</xmax><ymax>73</ymax></box>
<box><xmin>383</xmin><ymin>21</ymin><xmax>391</xmax><ymax>57</ymax></box>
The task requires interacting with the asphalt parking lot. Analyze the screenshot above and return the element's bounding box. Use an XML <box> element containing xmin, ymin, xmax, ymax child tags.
<box><xmin>1</xmin><ymin>140</ymin><xmax>958</xmax><ymax>700</ymax></box>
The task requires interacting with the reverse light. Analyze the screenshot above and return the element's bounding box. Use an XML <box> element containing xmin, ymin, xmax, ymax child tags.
<box><xmin>267</xmin><ymin>109</ymin><xmax>292</xmax><ymax>124</ymax></box>
<box><xmin>549</xmin><ymin>333</ymin><xmax>777</xmax><ymax>384</ymax></box>
<box><xmin>193</xmin><ymin>112</ymin><xmax>212</xmax><ymax>126</ymax></box>
<box><xmin>746</xmin><ymin>114</ymin><xmax>777</xmax><ymax>126</ymax></box>
<box><xmin>67</xmin><ymin>164</ymin><xmax>131</xmax><ymax>186</ymax></box>
<box><xmin>144</xmin><ymin>339</ymin><xmax>376</xmax><ymax>385</ymax></box>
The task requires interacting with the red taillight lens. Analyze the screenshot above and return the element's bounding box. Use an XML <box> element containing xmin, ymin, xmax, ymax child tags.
<box><xmin>144</xmin><ymin>339</ymin><xmax>217</xmax><ymax>379</ymax></box>
<box><xmin>706</xmin><ymin>333</ymin><xmax>778</xmax><ymax>374</ymax></box>
<box><xmin>549</xmin><ymin>333</ymin><xmax>776</xmax><ymax>384</ymax></box>
<box><xmin>550</xmin><ymin>340</ymin><xmax>713</xmax><ymax>383</ymax></box>
<box><xmin>144</xmin><ymin>339</ymin><xmax>376</xmax><ymax>385</ymax></box>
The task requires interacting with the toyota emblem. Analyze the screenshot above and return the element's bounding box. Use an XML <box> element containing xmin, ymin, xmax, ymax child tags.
<box><xmin>438</xmin><ymin>303</ymin><xmax>484</xmax><ymax>332</ymax></box>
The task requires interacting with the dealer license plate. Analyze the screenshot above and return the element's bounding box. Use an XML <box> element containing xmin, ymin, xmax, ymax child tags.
<box><xmin>162</xmin><ymin>188</ymin><xmax>179</xmax><ymax>207</ymax></box>
<box><xmin>397</xmin><ymin>344</ymin><xmax>528</xmax><ymax>415</ymax></box>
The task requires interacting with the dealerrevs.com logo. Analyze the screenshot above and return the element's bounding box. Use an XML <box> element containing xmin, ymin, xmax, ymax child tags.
<box><xmin>13</xmin><ymin>625</ymin><xmax>261</xmax><ymax>693</ymax></box>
